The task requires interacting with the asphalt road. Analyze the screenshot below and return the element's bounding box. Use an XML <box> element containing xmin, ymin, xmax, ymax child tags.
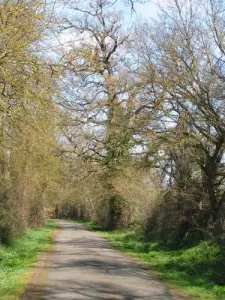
<box><xmin>23</xmin><ymin>220</ymin><xmax>183</xmax><ymax>300</ymax></box>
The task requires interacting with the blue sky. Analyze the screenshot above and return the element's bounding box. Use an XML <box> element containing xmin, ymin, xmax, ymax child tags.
<box><xmin>116</xmin><ymin>1</ymin><xmax>160</xmax><ymax>22</ymax></box>
<box><xmin>133</xmin><ymin>1</ymin><xmax>159</xmax><ymax>19</ymax></box>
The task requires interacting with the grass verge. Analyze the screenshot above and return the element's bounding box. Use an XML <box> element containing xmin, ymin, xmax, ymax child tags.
<box><xmin>0</xmin><ymin>220</ymin><xmax>58</xmax><ymax>300</ymax></box>
<box><xmin>80</xmin><ymin>220</ymin><xmax>225</xmax><ymax>300</ymax></box>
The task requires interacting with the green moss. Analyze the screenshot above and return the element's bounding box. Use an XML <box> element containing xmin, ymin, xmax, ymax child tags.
<box><xmin>0</xmin><ymin>221</ymin><xmax>58</xmax><ymax>300</ymax></box>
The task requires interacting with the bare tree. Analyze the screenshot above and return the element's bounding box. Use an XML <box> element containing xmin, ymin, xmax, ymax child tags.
<box><xmin>136</xmin><ymin>0</ymin><xmax>225</xmax><ymax>239</ymax></box>
<box><xmin>59</xmin><ymin>0</ymin><xmax>141</xmax><ymax>172</ymax></box>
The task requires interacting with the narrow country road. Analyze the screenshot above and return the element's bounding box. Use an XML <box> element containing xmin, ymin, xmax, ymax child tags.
<box><xmin>24</xmin><ymin>220</ymin><xmax>183</xmax><ymax>300</ymax></box>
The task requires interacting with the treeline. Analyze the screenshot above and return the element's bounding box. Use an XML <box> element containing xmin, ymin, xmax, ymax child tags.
<box><xmin>1</xmin><ymin>0</ymin><xmax>225</xmax><ymax>246</ymax></box>
<box><xmin>0</xmin><ymin>0</ymin><xmax>62</xmax><ymax>243</ymax></box>
<box><xmin>56</xmin><ymin>0</ymin><xmax>225</xmax><ymax>245</ymax></box>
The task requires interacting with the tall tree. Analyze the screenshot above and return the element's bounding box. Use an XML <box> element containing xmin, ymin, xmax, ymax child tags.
<box><xmin>0</xmin><ymin>0</ymin><xmax>62</xmax><ymax>242</ymax></box>
<box><xmin>136</xmin><ymin>0</ymin><xmax>225</xmax><ymax>239</ymax></box>
<box><xmin>59</xmin><ymin>0</ymin><xmax>139</xmax><ymax>172</ymax></box>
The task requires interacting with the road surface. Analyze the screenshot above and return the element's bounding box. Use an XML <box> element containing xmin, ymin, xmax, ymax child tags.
<box><xmin>23</xmin><ymin>220</ymin><xmax>183</xmax><ymax>300</ymax></box>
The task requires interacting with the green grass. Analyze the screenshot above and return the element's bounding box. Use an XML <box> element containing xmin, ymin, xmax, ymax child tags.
<box><xmin>83</xmin><ymin>221</ymin><xmax>225</xmax><ymax>300</ymax></box>
<box><xmin>0</xmin><ymin>220</ymin><xmax>58</xmax><ymax>300</ymax></box>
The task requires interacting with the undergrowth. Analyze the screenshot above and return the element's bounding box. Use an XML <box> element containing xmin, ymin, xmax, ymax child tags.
<box><xmin>0</xmin><ymin>220</ymin><xmax>58</xmax><ymax>300</ymax></box>
<box><xmin>84</xmin><ymin>220</ymin><xmax>225</xmax><ymax>300</ymax></box>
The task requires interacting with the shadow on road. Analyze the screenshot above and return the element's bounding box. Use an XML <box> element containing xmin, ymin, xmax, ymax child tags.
<box><xmin>24</xmin><ymin>280</ymin><xmax>174</xmax><ymax>300</ymax></box>
<box><xmin>22</xmin><ymin>221</ymin><xmax>182</xmax><ymax>300</ymax></box>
